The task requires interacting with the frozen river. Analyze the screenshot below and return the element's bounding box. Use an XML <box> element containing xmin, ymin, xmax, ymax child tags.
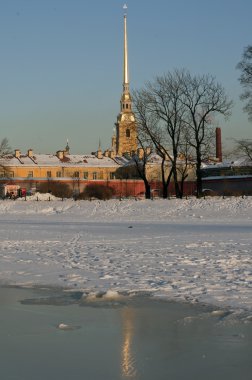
<box><xmin>0</xmin><ymin>199</ymin><xmax>252</xmax><ymax>312</ymax></box>
<box><xmin>0</xmin><ymin>198</ymin><xmax>252</xmax><ymax>379</ymax></box>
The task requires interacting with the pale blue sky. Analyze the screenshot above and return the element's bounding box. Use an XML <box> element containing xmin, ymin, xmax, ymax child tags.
<box><xmin>0</xmin><ymin>0</ymin><xmax>251</xmax><ymax>154</ymax></box>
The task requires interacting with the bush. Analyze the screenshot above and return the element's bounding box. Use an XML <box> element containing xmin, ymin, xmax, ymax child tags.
<box><xmin>79</xmin><ymin>184</ymin><xmax>115</xmax><ymax>200</ymax></box>
<box><xmin>38</xmin><ymin>181</ymin><xmax>72</xmax><ymax>198</ymax></box>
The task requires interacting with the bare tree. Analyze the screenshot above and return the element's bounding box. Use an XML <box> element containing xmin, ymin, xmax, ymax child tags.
<box><xmin>237</xmin><ymin>45</ymin><xmax>252</xmax><ymax>121</ymax></box>
<box><xmin>133</xmin><ymin>70</ymin><xmax>232</xmax><ymax>198</ymax></box>
<box><xmin>143</xmin><ymin>71</ymin><xmax>189</xmax><ymax>198</ymax></box>
<box><xmin>0</xmin><ymin>138</ymin><xmax>12</xmax><ymax>175</ymax></box>
<box><xmin>176</xmin><ymin>135</ymin><xmax>195</xmax><ymax>197</ymax></box>
<box><xmin>131</xmin><ymin>136</ymin><xmax>152</xmax><ymax>199</ymax></box>
<box><xmin>130</xmin><ymin>93</ymin><xmax>154</xmax><ymax>199</ymax></box>
<box><xmin>180</xmin><ymin>71</ymin><xmax>233</xmax><ymax>196</ymax></box>
<box><xmin>234</xmin><ymin>139</ymin><xmax>252</xmax><ymax>161</ymax></box>
<box><xmin>133</xmin><ymin>82</ymin><xmax>179</xmax><ymax>198</ymax></box>
<box><xmin>0</xmin><ymin>138</ymin><xmax>11</xmax><ymax>156</ymax></box>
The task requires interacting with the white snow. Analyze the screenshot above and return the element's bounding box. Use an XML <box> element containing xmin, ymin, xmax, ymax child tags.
<box><xmin>0</xmin><ymin>153</ymin><xmax>122</xmax><ymax>168</ymax></box>
<box><xmin>0</xmin><ymin>196</ymin><xmax>251</xmax><ymax>313</ymax></box>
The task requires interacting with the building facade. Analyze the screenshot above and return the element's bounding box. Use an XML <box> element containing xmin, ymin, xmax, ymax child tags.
<box><xmin>202</xmin><ymin>158</ymin><xmax>252</xmax><ymax>195</ymax></box>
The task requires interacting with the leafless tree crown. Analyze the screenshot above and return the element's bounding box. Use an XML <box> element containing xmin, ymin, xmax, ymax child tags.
<box><xmin>237</xmin><ymin>45</ymin><xmax>252</xmax><ymax>121</ymax></box>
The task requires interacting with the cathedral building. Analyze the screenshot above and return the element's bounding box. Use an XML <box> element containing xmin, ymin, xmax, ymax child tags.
<box><xmin>114</xmin><ymin>9</ymin><xmax>138</xmax><ymax>157</ymax></box>
<box><xmin>0</xmin><ymin>7</ymin><xmax>144</xmax><ymax>197</ymax></box>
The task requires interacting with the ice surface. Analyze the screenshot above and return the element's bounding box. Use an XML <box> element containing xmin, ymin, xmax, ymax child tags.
<box><xmin>0</xmin><ymin>197</ymin><xmax>251</xmax><ymax>313</ymax></box>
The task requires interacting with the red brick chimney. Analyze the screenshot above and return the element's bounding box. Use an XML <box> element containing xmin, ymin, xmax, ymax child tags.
<box><xmin>216</xmin><ymin>127</ymin><xmax>222</xmax><ymax>162</ymax></box>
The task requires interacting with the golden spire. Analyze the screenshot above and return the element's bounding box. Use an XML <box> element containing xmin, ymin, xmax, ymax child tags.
<box><xmin>123</xmin><ymin>4</ymin><xmax>129</xmax><ymax>86</ymax></box>
<box><xmin>115</xmin><ymin>4</ymin><xmax>137</xmax><ymax>157</ymax></box>
<box><xmin>121</xmin><ymin>4</ymin><xmax>131</xmax><ymax>112</ymax></box>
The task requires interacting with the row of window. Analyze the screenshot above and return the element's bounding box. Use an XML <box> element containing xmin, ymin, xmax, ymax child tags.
<box><xmin>1</xmin><ymin>171</ymin><xmax>117</xmax><ymax>180</ymax></box>
<box><xmin>0</xmin><ymin>172</ymin><xmax>14</xmax><ymax>178</ymax></box>
<box><xmin>25</xmin><ymin>171</ymin><xmax>116</xmax><ymax>180</ymax></box>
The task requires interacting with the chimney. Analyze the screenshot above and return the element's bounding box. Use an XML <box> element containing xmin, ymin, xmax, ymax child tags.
<box><xmin>111</xmin><ymin>135</ymin><xmax>116</xmax><ymax>150</ymax></box>
<box><xmin>104</xmin><ymin>149</ymin><xmax>109</xmax><ymax>157</ymax></box>
<box><xmin>97</xmin><ymin>149</ymin><xmax>103</xmax><ymax>159</ymax></box>
<box><xmin>14</xmin><ymin>149</ymin><xmax>21</xmax><ymax>158</ymax></box>
<box><xmin>146</xmin><ymin>146</ymin><xmax>151</xmax><ymax>156</ymax></box>
<box><xmin>109</xmin><ymin>150</ymin><xmax>115</xmax><ymax>159</ymax></box>
<box><xmin>137</xmin><ymin>148</ymin><xmax>144</xmax><ymax>159</ymax></box>
<box><xmin>216</xmin><ymin>127</ymin><xmax>222</xmax><ymax>162</ymax></box>
<box><xmin>56</xmin><ymin>150</ymin><xmax>64</xmax><ymax>160</ymax></box>
<box><xmin>27</xmin><ymin>149</ymin><xmax>33</xmax><ymax>157</ymax></box>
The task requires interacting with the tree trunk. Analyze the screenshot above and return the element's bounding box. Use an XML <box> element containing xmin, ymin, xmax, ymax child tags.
<box><xmin>162</xmin><ymin>184</ymin><xmax>168</xmax><ymax>199</ymax></box>
<box><xmin>173</xmin><ymin>165</ymin><xmax>182</xmax><ymax>198</ymax></box>
<box><xmin>144</xmin><ymin>180</ymin><xmax>151</xmax><ymax>199</ymax></box>
<box><xmin>180</xmin><ymin>173</ymin><xmax>188</xmax><ymax>199</ymax></box>
<box><xmin>161</xmin><ymin>157</ymin><xmax>168</xmax><ymax>198</ymax></box>
<box><xmin>196</xmin><ymin>148</ymin><xmax>203</xmax><ymax>197</ymax></box>
<box><xmin>164</xmin><ymin>168</ymin><xmax>173</xmax><ymax>199</ymax></box>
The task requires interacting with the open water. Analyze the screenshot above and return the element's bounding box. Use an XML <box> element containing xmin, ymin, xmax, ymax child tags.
<box><xmin>0</xmin><ymin>287</ymin><xmax>251</xmax><ymax>380</ymax></box>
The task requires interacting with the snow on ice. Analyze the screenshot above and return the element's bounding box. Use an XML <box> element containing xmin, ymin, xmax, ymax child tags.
<box><xmin>0</xmin><ymin>196</ymin><xmax>251</xmax><ymax>314</ymax></box>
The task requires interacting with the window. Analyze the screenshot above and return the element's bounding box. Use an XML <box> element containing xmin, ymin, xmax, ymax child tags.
<box><xmin>27</xmin><ymin>171</ymin><xmax>33</xmax><ymax>178</ymax></box>
<box><xmin>83</xmin><ymin>172</ymin><xmax>88</xmax><ymax>180</ymax></box>
<box><xmin>93</xmin><ymin>172</ymin><xmax>97</xmax><ymax>180</ymax></box>
<box><xmin>56</xmin><ymin>171</ymin><xmax>62</xmax><ymax>177</ymax></box>
<box><xmin>110</xmin><ymin>172</ymin><xmax>116</xmax><ymax>180</ymax></box>
<box><xmin>8</xmin><ymin>171</ymin><xmax>14</xmax><ymax>178</ymax></box>
<box><xmin>47</xmin><ymin>171</ymin><xmax>52</xmax><ymax>178</ymax></box>
<box><xmin>73</xmin><ymin>171</ymin><xmax>79</xmax><ymax>178</ymax></box>
<box><xmin>126</xmin><ymin>129</ymin><xmax>130</xmax><ymax>138</ymax></box>
<box><xmin>126</xmin><ymin>104</ymin><xmax>128</xmax><ymax>109</ymax></box>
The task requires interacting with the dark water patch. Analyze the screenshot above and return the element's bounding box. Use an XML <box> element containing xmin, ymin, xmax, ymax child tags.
<box><xmin>1</xmin><ymin>287</ymin><xmax>252</xmax><ymax>380</ymax></box>
<box><xmin>20</xmin><ymin>290</ymin><xmax>83</xmax><ymax>306</ymax></box>
<box><xmin>19</xmin><ymin>289</ymin><xmax>155</xmax><ymax>308</ymax></box>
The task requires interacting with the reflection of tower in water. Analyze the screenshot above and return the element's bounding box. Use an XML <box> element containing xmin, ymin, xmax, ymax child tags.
<box><xmin>121</xmin><ymin>307</ymin><xmax>137</xmax><ymax>378</ymax></box>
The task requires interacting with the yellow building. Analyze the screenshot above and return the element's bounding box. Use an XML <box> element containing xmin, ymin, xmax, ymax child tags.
<box><xmin>1</xmin><ymin>148</ymin><xmax>122</xmax><ymax>179</ymax></box>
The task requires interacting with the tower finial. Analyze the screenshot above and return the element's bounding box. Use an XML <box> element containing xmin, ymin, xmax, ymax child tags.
<box><xmin>123</xmin><ymin>3</ymin><xmax>127</xmax><ymax>15</ymax></box>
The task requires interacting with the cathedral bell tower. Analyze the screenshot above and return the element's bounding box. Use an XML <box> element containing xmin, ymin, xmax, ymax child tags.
<box><xmin>114</xmin><ymin>5</ymin><xmax>137</xmax><ymax>157</ymax></box>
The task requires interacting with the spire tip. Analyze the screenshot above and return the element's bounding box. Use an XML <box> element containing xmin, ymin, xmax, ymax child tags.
<box><xmin>123</xmin><ymin>4</ymin><xmax>127</xmax><ymax>15</ymax></box>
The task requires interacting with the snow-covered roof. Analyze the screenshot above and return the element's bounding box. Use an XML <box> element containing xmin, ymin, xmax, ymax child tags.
<box><xmin>0</xmin><ymin>153</ymin><xmax>125</xmax><ymax>168</ymax></box>
<box><xmin>112</xmin><ymin>156</ymin><xmax>130</xmax><ymax>165</ymax></box>
<box><xmin>232</xmin><ymin>157</ymin><xmax>252</xmax><ymax>167</ymax></box>
<box><xmin>202</xmin><ymin>157</ymin><xmax>252</xmax><ymax>169</ymax></box>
